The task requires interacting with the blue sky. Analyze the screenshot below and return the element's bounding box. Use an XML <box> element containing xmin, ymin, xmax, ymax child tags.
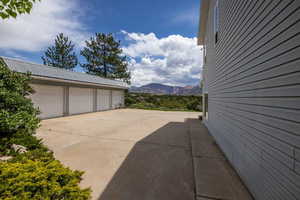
<box><xmin>0</xmin><ymin>0</ymin><xmax>203</xmax><ymax>86</ymax></box>
<box><xmin>79</xmin><ymin>0</ymin><xmax>200</xmax><ymax>38</ymax></box>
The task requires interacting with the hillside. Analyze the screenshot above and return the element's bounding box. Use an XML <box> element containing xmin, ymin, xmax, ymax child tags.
<box><xmin>130</xmin><ymin>83</ymin><xmax>202</xmax><ymax>96</ymax></box>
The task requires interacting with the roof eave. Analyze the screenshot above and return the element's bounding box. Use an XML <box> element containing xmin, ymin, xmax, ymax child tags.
<box><xmin>31</xmin><ymin>75</ymin><xmax>129</xmax><ymax>90</ymax></box>
<box><xmin>197</xmin><ymin>0</ymin><xmax>210</xmax><ymax>45</ymax></box>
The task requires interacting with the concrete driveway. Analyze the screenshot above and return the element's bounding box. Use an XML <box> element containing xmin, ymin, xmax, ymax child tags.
<box><xmin>37</xmin><ymin>109</ymin><xmax>200</xmax><ymax>200</ymax></box>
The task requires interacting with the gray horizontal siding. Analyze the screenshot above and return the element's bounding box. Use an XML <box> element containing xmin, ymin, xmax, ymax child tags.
<box><xmin>203</xmin><ymin>0</ymin><xmax>300</xmax><ymax>199</ymax></box>
<box><xmin>215</xmin><ymin>2</ymin><xmax>299</xmax><ymax>82</ymax></box>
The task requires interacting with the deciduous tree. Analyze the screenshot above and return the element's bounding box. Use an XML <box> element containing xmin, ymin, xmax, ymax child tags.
<box><xmin>0</xmin><ymin>0</ymin><xmax>40</xmax><ymax>19</ymax></box>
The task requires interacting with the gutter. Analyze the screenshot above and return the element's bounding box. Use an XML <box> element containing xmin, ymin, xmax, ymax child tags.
<box><xmin>198</xmin><ymin>0</ymin><xmax>210</xmax><ymax>45</ymax></box>
<box><xmin>31</xmin><ymin>75</ymin><xmax>129</xmax><ymax>90</ymax></box>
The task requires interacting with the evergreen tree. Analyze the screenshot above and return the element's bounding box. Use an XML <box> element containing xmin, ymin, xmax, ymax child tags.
<box><xmin>42</xmin><ymin>33</ymin><xmax>78</xmax><ymax>70</ymax></box>
<box><xmin>80</xmin><ymin>33</ymin><xmax>131</xmax><ymax>84</ymax></box>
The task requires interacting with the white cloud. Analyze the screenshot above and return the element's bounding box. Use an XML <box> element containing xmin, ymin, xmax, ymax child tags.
<box><xmin>122</xmin><ymin>31</ymin><xmax>203</xmax><ymax>86</ymax></box>
<box><xmin>0</xmin><ymin>0</ymin><xmax>88</xmax><ymax>53</ymax></box>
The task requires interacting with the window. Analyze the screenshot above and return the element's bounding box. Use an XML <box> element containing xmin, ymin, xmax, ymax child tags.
<box><xmin>214</xmin><ymin>0</ymin><xmax>219</xmax><ymax>44</ymax></box>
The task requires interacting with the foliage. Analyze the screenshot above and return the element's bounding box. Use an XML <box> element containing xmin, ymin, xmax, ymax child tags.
<box><xmin>81</xmin><ymin>33</ymin><xmax>131</xmax><ymax>84</ymax></box>
<box><xmin>126</xmin><ymin>92</ymin><xmax>202</xmax><ymax>112</ymax></box>
<box><xmin>11</xmin><ymin>148</ymin><xmax>55</xmax><ymax>163</ymax></box>
<box><xmin>186</xmin><ymin>98</ymin><xmax>201</xmax><ymax>111</ymax></box>
<box><xmin>0</xmin><ymin>132</ymin><xmax>92</xmax><ymax>199</ymax></box>
<box><xmin>42</xmin><ymin>33</ymin><xmax>78</xmax><ymax>70</ymax></box>
<box><xmin>0</xmin><ymin>130</ymin><xmax>46</xmax><ymax>155</ymax></box>
<box><xmin>0</xmin><ymin>58</ymin><xmax>40</xmax><ymax>151</ymax></box>
<box><xmin>0</xmin><ymin>158</ymin><xmax>91</xmax><ymax>200</ymax></box>
<box><xmin>0</xmin><ymin>0</ymin><xmax>40</xmax><ymax>19</ymax></box>
<box><xmin>0</xmin><ymin>59</ymin><xmax>91</xmax><ymax>199</ymax></box>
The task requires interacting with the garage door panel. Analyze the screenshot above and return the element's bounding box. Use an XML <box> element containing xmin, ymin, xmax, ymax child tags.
<box><xmin>97</xmin><ymin>89</ymin><xmax>111</xmax><ymax>111</ymax></box>
<box><xmin>69</xmin><ymin>87</ymin><xmax>93</xmax><ymax>115</ymax></box>
<box><xmin>112</xmin><ymin>90</ymin><xmax>124</xmax><ymax>109</ymax></box>
<box><xmin>29</xmin><ymin>84</ymin><xmax>64</xmax><ymax>119</ymax></box>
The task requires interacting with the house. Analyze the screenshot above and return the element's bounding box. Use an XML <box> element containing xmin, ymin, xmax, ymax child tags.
<box><xmin>1</xmin><ymin>57</ymin><xmax>129</xmax><ymax>119</ymax></box>
<box><xmin>198</xmin><ymin>0</ymin><xmax>300</xmax><ymax>199</ymax></box>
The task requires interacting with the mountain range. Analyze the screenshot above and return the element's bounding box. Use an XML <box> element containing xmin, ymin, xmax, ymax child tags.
<box><xmin>130</xmin><ymin>83</ymin><xmax>202</xmax><ymax>96</ymax></box>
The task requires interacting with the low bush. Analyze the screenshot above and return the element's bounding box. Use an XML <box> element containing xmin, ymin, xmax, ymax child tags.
<box><xmin>186</xmin><ymin>99</ymin><xmax>202</xmax><ymax>111</ymax></box>
<box><xmin>0</xmin><ymin>159</ymin><xmax>91</xmax><ymax>200</ymax></box>
<box><xmin>11</xmin><ymin>148</ymin><xmax>54</xmax><ymax>163</ymax></box>
<box><xmin>125</xmin><ymin>92</ymin><xmax>202</xmax><ymax>112</ymax></box>
<box><xmin>0</xmin><ymin>131</ymin><xmax>47</xmax><ymax>156</ymax></box>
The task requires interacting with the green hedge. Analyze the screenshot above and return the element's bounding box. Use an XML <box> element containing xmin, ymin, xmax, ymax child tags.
<box><xmin>0</xmin><ymin>159</ymin><xmax>91</xmax><ymax>200</ymax></box>
<box><xmin>125</xmin><ymin>92</ymin><xmax>202</xmax><ymax>111</ymax></box>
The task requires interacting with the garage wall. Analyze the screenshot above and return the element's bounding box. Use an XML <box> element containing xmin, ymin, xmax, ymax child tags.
<box><xmin>69</xmin><ymin>87</ymin><xmax>93</xmax><ymax>115</ymax></box>
<box><xmin>29</xmin><ymin>83</ymin><xmax>125</xmax><ymax>118</ymax></box>
<box><xmin>97</xmin><ymin>89</ymin><xmax>111</xmax><ymax>111</ymax></box>
<box><xmin>30</xmin><ymin>84</ymin><xmax>64</xmax><ymax>119</ymax></box>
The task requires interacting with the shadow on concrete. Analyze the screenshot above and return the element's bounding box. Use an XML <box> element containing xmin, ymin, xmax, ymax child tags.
<box><xmin>97</xmin><ymin>121</ymin><xmax>196</xmax><ymax>200</ymax></box>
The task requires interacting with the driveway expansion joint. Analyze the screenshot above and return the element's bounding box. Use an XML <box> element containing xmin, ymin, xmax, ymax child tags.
<box><xmin>196</xmin><ymin>194</ymin><xmax>228</xmax><ymax>200</ymax></box>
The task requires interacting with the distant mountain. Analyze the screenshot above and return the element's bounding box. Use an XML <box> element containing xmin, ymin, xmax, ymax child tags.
<box><xmin>130</xmin><ymin>83</ymin><xmax>202</xmax><ymax>96</ymax></box>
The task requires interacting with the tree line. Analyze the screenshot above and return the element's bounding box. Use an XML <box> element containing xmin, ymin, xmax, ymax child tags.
<box><xmin>126</xmin><ymin>92</ymin><xmax>202</xmax><ymax>112</ymax></box>
<box><xmin>42</xmin><ymin>33</ymin><xmax>131</xmax><ymax>84</ymax></box>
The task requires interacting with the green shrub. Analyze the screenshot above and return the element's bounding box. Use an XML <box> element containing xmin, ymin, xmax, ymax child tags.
<box><xmin>0</xmin><ymin>58</ymin><xmax>91</xmax><ymax>199</ymax></box>
<box><xmin>11</xmin><ymin>148</ymin><xmax>55</xmax><ymax>163</ymax></box>
<box><xmin>124</xmin><ymin>92</ymin><xmax>137</xmax><ymax>106</ymax></box>
<box><xmin>129</xmin><ymin>102</ymin><xmax>156</xmax><ymax>109</ymax></box>
<box><xmin>0</xmin><ymin>58</ymin><xmax>40</xmax><ymax>154</ymax></box>
<box><xmin>126</xmin><ymin>92</ymin><xmax>202</xmax><ymax>112</ymax></box>
<box><xmin>186</xmin><ymin>99</ymin><xmax>202</xmax><ymax>111</ymax></box>
<box><xmin>0</xmin><ymin>159</ymin><xmax>91</xmax><ymax>200</ymax></box>
<box><xmin>0</xmin><ymin>130</ymin><xmax>47</xmax><ymax>156</ymax></box>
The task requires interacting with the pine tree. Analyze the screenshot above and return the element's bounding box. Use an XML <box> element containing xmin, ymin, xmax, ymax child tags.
<box><xmin>80</xmin><ymin>33</ymin><xmax>131</xmax><ymax>84</ymax></box>
<box><xmin>42</xmin><ymin>33</ymin><xmax>78</xmax><ymax>70</ymax></box>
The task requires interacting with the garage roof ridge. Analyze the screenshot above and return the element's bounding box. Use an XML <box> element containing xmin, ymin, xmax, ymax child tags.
<box><xmin>1</xmin><ymin>56</ymin><xmax>129</xmax><ymax>89</ymax></box>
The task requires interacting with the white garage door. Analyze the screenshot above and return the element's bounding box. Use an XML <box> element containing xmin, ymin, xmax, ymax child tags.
<box><xmin>69</xmin><ymin>87</ymin><xmax>93</xmax><ymax>115</ymax></box>
<box><xmin>97</xmin><ymin>89</ymin><xmax>111</xmax><ymax>111</ymax></box>
<box><xmin>112</xmin><ymin>90</ymin><xmax>124</xmax><ymax>109</ymax></box>
<box><xmin>30</xmin><ymin>84</ymin><xmax>64</xmax><ymax>119</ymax></box>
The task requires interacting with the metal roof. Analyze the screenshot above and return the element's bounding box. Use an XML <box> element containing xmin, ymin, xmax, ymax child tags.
<box><xmin>1</xmin><ymin>57</ymin><xmax>129</xmax><ymax>89</ymax></box>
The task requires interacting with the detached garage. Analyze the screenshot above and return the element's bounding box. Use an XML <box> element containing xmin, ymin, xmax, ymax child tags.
<box><xmin>2</xmin><ymin>57</ymin><xmax>129</xmax><ymax>119</ymax></box>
